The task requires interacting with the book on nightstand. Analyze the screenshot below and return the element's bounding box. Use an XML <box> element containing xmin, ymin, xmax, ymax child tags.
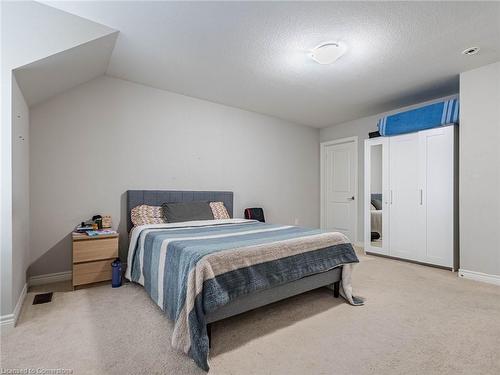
<box><xmin>86</xmin><ymin>229</ymin><xmax>118</xmax><ymax>237</ymax></box>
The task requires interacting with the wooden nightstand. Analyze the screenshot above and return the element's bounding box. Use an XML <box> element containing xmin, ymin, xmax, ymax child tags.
<box><xmin>72</xmin><ymin>232</ymin><xmax>119</xmax><ymax>288</ymax></box>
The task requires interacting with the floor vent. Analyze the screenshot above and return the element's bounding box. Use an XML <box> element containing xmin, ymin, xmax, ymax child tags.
<box><xmin>33</xmin><ymin>292</ymin><xmax>53</xmax><ymax>305</ymax></box>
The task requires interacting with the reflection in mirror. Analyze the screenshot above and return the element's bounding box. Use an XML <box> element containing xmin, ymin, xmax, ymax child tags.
<box><xmin>370</xmin><ymin>145</ymin><xmax>383</xmax><ymax>247</ymax></box>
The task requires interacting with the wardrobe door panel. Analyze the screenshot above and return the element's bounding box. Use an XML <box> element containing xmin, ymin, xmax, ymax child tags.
<box><xmin>419</xmin><ymin>126</ymin><xmax>454</xmax><ymax>267</ymax></box>
<box><xmin>389</xmin><ymin>133</ymin><xmax>421</xmax><ymax>261</ymax></box>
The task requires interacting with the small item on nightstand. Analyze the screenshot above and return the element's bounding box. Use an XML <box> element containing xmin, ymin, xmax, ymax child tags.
<box><xmin>76</xmin><ymin>215</ymin><xmax>114</xmax><ymax>235</ymax></box>
<box><xmin>92</xmin><ymin>215</ymin><xmax>103</xmax><ymax>229</ymax></box>
<box><xmin>76</xmin><ymin>222</ymin><xmax>94</xmax><ymax>232</ymax></box>
<box><xmin>102</xmin><ymin>215</ymin><xmax>112</xmax><ymax>228</ymax></box>
<box><xmin>86</xmin><ymin>229</ymin><xmax>117</xmax><ymax>236</ymax></box>
<box><xmin>111</xmin><ymin>258</ymin><xmax>122</xmax><ymax>288</ymax></box>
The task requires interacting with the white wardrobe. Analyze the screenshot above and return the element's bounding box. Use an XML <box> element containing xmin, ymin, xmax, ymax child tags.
<box><xmin>364</xmin><ymin>125</ymin><xmax>458</xmax><ymax>269</ymax></box>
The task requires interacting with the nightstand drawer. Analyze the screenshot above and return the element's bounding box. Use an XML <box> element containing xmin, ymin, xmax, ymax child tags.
<box><xmin>73</xmin><ymin>237</ymin><xmax>118</xmax><ymax>263</ymax></box>
<box><xmin>73</xmin><ymin>260</ymin><xmax>113</xmax><ymax>286</ymax></box>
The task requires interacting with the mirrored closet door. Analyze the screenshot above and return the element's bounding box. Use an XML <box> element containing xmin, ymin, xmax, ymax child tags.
<box><xmin>364</xmin><ymin>137</ymin><xmax>389</xmax><ymax>255</ymax></box>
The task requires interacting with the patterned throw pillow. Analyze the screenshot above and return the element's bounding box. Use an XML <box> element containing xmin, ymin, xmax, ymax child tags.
<box><xmin>210</xmin><ymin>202</ymin><xmax>230</xmax><ymax>220</ymax></box>
<box><xmin>131</xmin><ymin>204</ymin><xmax>166</xmax><ymax>226</ymax></box>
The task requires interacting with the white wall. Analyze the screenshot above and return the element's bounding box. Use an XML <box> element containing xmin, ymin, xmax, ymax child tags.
<box><xmin>11</xmin><ymin>76</ymin><xmax>30</xmax><ymax>310</ymax></box>
<box><xmin>1</xmin><ymin>70</ymin><xmax>14</xmax><ymax>318</ymax></box>
<box><xmin>459</xmin><ymin>61</ymin><xmax>500</xmax><ymax>279</ymax></box>
<box><xmin>1</xmin><ymin>0</ymin><xmax>116</xmax><ymax>319</ymax></box>
<box><xmin>29</xmin><ymin>76</ymin><xmax>320</xmax><ymax>275</ymax></box>
<box><xmin>320</xmin><ymin>94</ymin><xmax>458</xmax><ymax>242</ymax></box>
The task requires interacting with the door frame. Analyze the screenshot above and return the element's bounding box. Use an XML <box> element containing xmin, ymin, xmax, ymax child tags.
<box><xmin>320</xmin><ymin>136</ymin><xmax>358</xmax><ymax>242</ymax></box>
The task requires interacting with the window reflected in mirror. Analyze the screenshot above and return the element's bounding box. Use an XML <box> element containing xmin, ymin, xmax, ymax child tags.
<box><xmin>370</xmin><ymin>145</ymin><xmax>383</xmax><ymax>247</ymax></box>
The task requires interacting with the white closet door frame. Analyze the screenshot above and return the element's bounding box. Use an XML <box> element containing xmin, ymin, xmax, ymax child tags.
<box><xmin>320</xmin><ymin>136</ymin><xmax>358</xmax><ymax>242</ymax></box>
<box><xmin>364</xmin><ymin>137</ymin><xmax>390</xmax><ymax>255</ymax></box>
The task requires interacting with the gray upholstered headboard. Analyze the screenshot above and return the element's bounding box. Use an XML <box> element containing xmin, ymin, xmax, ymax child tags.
<box><xmin>126</xmin><ymin>190</ymin><xmax>234</xmax><ymax>232</ymax></box>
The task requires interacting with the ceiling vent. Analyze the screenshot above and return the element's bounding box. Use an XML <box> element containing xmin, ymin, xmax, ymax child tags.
<box><xmin>462</xmin><ymin>47</ymin><xmax>480</xmax><ymax>56</ymax></box>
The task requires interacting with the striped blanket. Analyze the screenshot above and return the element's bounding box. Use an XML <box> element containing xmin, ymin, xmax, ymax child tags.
<box><xmin>125</xmin><ymin>219</ymin><xmax>360</xmax><ymax>370</ymax></box>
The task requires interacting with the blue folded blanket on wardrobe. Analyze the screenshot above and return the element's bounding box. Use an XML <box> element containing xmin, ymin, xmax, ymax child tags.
<box><xmin>378</xmin><ymin>98</ymin><xmax>459</xmax><ymax>136</ymax></box>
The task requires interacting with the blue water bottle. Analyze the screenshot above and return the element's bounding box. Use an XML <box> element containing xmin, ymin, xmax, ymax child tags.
<box><xmin>111</xmin><ymin>258</ymin><xmax>122</xmax><ymax>288</ymax></box>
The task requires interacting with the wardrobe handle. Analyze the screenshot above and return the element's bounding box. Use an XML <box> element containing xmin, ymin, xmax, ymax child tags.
<box><xmin>420</xmin><ymin>189</ymin><xmax>423</xmax><ymax>205</ymax></box>
<box><xmin>390</xmin><ymin>190</ymin><xmax>393</xmax><ymax>204</ymax></box>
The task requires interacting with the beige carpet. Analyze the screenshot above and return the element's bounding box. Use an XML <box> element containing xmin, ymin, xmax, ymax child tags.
<box><xmin>2</xmin><ymin>253</ymin><xmax>500</xmax><ymax>375</ymax></box>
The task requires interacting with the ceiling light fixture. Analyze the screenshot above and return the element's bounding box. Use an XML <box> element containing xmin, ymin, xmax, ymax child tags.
<box><xmin>310</xmin><ymin>42</ymin><xmax>346</xmax><ymax>65</ymax></box>
<box><xmin>462</xmin><ymin>46</ymin><xmax>480</xmax><ymax>56</ymax></box>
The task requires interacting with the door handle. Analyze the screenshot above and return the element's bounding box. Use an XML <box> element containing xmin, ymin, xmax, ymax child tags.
<box><xmin>347</xmin><ymin>196</ymin><xmax>355</xmax><ymax>201</ymax></box>
<box><xmin>420</xmin><ymin>189</ymin><xmax>423</xmax><ymax>205</ymax></box>
<box><xmin>390</xmin><ymin>190</ymin><xmax>393</xmax><ymax>204</ymax></box>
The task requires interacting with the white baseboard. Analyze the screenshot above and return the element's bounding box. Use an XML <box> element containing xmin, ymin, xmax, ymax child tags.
<box><xmin>29</xmin><ymin>270</ymin><xmax>72</xmax><ymax>286</ymax></box>
<box><xmin>0</xmin><ymin>282</ymin><xmax>27</xmax><ymax>334</ymax></box>
<box><xmin>458</xmin><ymin>269</ymin><xmax>500</xmax><ymax>286</ymax></box>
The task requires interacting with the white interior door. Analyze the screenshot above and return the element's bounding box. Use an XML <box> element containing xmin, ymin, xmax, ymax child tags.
<box><xmin>418</xmin><ymin>126</ymin><xmax>455</xmax><ymax>267</ymax></box>
<box><xmin>389</xmin><ymin>133</ymin><xmax>421</xmax><ymax>261</ymax></box>
<box><xmin>321</xmin><ymin>139</ymin><xmax>357</xmax><ymax>241</ymax></box>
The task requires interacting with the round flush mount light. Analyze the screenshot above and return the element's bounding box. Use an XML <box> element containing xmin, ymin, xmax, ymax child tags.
<box><xmin>462</xmin><ymin>46</ymin><xmax>480</xmax><ymax>56</ymax></box>
<box><xmin>310</xmin><ymin>42</ymin><xmax>346</xmax><ymax>64</ymax></box>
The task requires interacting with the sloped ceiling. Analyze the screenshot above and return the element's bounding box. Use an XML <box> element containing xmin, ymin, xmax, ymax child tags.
<box><xmin>3</xmin><ymin>1</ymin><xmax>118</xmax><ymax>107</ymax></box>
<box><xmin>3</xmin><ymin>1</ymin><xmax>116</xmax><ymax>70</ymax></box>
<box><xmin>43</xmin><ymin>1</ymin><xmax>500</xmax><ymax>127</ymax></box>
<box><xmin>15</xmin><ymin>32</ymin><xmax>118</xmax><ymax>107</ymax></box>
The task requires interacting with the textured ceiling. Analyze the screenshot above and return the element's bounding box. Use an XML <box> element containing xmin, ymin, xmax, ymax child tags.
<box><xmin>43</xmin><ymin>1</ymin><xmax>500</xmax><ymax>127</ymax></box>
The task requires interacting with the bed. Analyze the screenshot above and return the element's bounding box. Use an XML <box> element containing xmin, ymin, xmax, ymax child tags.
<box><xmin>125</xmin><ymin>190</ymin><xmax>362</xmax><ymax>371</ymax></box>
